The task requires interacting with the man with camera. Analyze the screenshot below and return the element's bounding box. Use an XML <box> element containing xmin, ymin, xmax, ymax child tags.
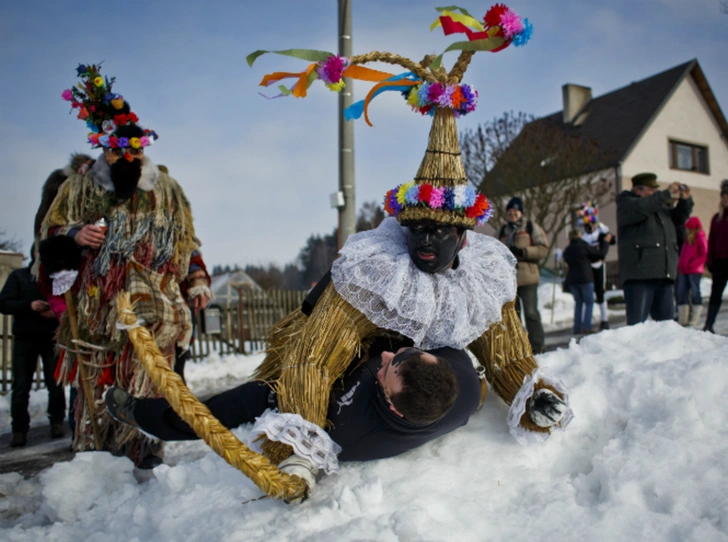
<box><xmin>616</xmin><ymin>173</ymin><xmax>693</xmax><ymax>325</ymax></box>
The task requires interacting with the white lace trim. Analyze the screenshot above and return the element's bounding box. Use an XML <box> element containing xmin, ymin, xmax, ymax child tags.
<box><xmin>49</xmin><ymin>270</ymin><xmax>78</xmax><ymax>296</ymax></box>
<box><xmin>248</xmin><ymin>410</ymin><xmax>341</xmax><ymax>475</ymax></box>
<box><xmin>507</xmin><ymin>368</ymin><xmax>574</xmax><ymax>445</ymax></box>
<box><xmin>331</xmin><ymin>217</ymin><xmax>517</xmax><ymax>350</ymax></box>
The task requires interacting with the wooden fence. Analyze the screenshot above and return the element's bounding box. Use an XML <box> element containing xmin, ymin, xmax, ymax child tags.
<box><xmin>0</xmin><ymin>288</ymin><xmax>308</xmax><ymax>394</ymax></box>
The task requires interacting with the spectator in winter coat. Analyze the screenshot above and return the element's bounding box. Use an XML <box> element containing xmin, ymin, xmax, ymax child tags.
<box><xmin>497</xmin><ymin>197</ymin><xmax>548</xmax><ymax>353</ymax></box>
<box><xmin>704</xmin><ymin>180</ymin><xmax>728</xmax><ymax>333</ymax></box>
<box><xmin>616</xmin><ymin>173</ymin><xmax>693</xmax><ymax>325</ymax></box>
<box><xmin>676</xmin><ymin>217</ymin><xmax>707</xmax><ymax>327</ymax></box>
<box><xmin>0</xmin><ymin>248</ymin><xmax>66</xmax><ymax>447</ymax></box>
<box><xmin>563</xmin><ymin>229</ymin><xmax>609</xmax><ymax>335</ymax></box>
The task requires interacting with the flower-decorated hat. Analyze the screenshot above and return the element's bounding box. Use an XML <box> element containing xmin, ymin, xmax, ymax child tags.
<box><xmin>577</xmin><ymin>200</ymin><xmax>599</xmax><ymax>225</ymax></box>
<box><xmin>248</xmin><ymin>4</ymin><xmax>532</xmax><ymax>229</ymax></box>
<box><xmin>62</xmin><ymin>64</ymin><xmax>158</xmax><ymax>152</ymax></box>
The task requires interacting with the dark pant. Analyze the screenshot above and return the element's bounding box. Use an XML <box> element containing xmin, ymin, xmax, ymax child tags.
<box><xmin>515</xmin><ymin>284</ymin><xmax>545</xmax><ymax>354</ymax></box>
<box><xmin>709</xmin><ymin>259</ymin><xmax>728</xmax><ymax>308</ymax></box>
<box><xmin>134</xmin><ymin>380</ymin><xmax>275</xmax><ymax>441</ymax></box>
<box><xmin>11</xmin><ymin>338</ymin><xmax>66</xmax><ymax>433</ymax></box>
<box><xmin>570</xmin><ymin>282</ymin><xmax>595</xmax><ymax>333</ymax></box>
<box><xmin>623</xmin><ymin>280</ymin><xmax>675</xmax><ymax>326</ymax></box>
<box><xmin>677</xmin><ymin>273</ymin><xmax>702</xmax><ymax>305</ymax></box>
<box><xmin>592</xmin><ymin>265</ymin><xmax>605</xmax><ymax>304</ymax></box>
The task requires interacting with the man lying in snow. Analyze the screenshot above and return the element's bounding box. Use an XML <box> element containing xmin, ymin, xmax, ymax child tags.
<box><xmin>105</xmin><ymin>345</ymin><xmax>565</xmax><ymax>489</ymax></box>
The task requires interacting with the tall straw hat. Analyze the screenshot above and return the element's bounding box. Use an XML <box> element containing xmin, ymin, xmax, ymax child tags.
<box><xmin>248</xmin><ymin>4</ymin><xmax>533</xmax><ymax>229</ymax></box>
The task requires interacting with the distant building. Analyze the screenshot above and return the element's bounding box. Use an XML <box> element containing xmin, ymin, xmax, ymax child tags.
<box><xmin>0</xmin><ymin>251</ymin><xmax>24</xmax><ymax>289</ymax></box>
<box><xmin>478</xmin><ymin>59</ymin><xmax>728</xmax><ymax>280</ymax></box>
<box><xmin>209</xmin><ymin>269</ymin><xmax>262</xmax><ymax>306</ymax></box>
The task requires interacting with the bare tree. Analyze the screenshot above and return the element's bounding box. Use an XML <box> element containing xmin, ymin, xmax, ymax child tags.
<box><xmin>461</xmin><ymin>111</ymin><xmax>613</xmax><ymax>263</ymax></box>
<box><xmin>0</xmin><ymin>230</ymin><xmax>22</xmax><ymax>253</ymax></box>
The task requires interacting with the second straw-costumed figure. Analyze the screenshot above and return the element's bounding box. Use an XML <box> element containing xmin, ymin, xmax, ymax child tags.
<box><xmin>249</xmin><ymin>5</ymin><xmax>571</xmax><ymax>466</ymax></box>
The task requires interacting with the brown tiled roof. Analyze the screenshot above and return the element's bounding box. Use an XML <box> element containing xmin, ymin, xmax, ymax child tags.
<box><xmin>539</xmin><ymin>59</ymin><xmax>696</xmax><ymax>170</ymax></box>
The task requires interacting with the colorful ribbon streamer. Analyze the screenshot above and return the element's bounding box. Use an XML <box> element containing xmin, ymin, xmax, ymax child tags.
<box><xmin>344</xmin><ymin>73</ymin><xmax>420</xmax><ymax>126</ymax></box>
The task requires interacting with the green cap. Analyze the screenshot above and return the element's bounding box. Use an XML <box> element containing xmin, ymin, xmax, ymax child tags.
<box><xmin>631</xmin><ymin>173</ymin><xmax>659</xmax><ymax>188</ymax></box>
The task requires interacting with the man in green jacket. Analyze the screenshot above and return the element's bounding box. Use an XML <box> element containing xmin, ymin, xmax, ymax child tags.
<box><xmin>616</xmin><ymin>173</ymin><xmax>693</xmax><ymax>325</ymax></box>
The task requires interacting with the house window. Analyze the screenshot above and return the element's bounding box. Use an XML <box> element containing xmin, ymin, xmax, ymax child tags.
<box><xmin>669</xmin><ymin>140</ymin><xmax>709</xmax><ymax>174</ymax></box>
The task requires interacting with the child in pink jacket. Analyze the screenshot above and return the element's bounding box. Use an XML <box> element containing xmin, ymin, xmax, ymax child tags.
<box><xmin>677</xmin><ymin>216</ymin><xmax>707</xmax><ymax>326</ymax></box>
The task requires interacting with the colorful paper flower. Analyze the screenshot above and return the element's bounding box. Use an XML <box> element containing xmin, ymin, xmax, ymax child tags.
<box><xmin>76</xmin><ymin>64</ymin><xmax>88</xmax><ymax>76</ymax></box>
<box><xmin>114</xmin><ymin>114</ymin><xmax>129</xmax><ymax>126</ymax></box>
<box><xmin>129</xmin><ymin>137</ymin><xmax>141</xmax><ymax>149</ymax></box>
<box><xmin>98</xmin><ymin>135</ymin><xmax>110</xmax><ymax>147</ymax></box>
<box><xmin>111</xmin><ymin>97</ymin><xmax>125</xmax><ymax>110</ymax></box>
<box><xmin>499</xmin><ymin>8</ymin><xmax>523</xmax><ymax>38</ymax></box>
<box><xmin>117</xmin><ymin>137</ymin><xmax>129</xmax><ymax>148</ymax></box>
<box><xmin>512</xmin><ymin>18</ymin><xmax>533</xmax><ymax>47</ymax></box>
<box><xmin>86</xmin><ymin>120</ymin><xmax>100</xmax><ymax>133</ymax></box>
<box><xmin>109</xmin><ymin>136</ymin><xmax>119</xmax><ymax>148</ymax></box>
<box><xmin>128</xmin><ymin>112</ymin><xmax>139</xmax><ymax>123</ymax></box>
<box><xmin>316</xmin><ymin>55</ymin><xmax>349</xmax><ymax>87</ymax></box>
<box><xmin>61</xmin><ymin>89</ymin><xmax>73</xmax><ymax>101</ymax></box>
<box><xmin>418</xmin><ymin>183</ymin><xmax>433</xmax><ymax>203</ymax></box>
<box><xmin>77</xmin><ymin>107</ymin><xmax>89</xmax><ymax>120</ymax></box>
<box><xmin>429</xmin><ymin>187</ymin><xmax>445</xmax><ymax>209</ymax></box>
<box><xmin>484</xmin><ymin>4</ymin><xmax>509</xmax><ymax>28</ymax></box>
<box><xmin>405</xmin><ymin>185</ymin><xmax>420</xmax><ymax>205</ymax></box>
<box><xmin>140</xmin><ymin>136</ymin><xmax>150</xmax><ymax>147</ymax></box>
<box><xmin>93</xmin><ymin>76</ymin><xmax>104</xmax><ymax>87</ymax></box>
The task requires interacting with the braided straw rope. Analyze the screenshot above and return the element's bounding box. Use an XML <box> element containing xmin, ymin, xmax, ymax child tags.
<box><xmin>115</xmin><ymin>292</ymin><xmax>309</xmax><ymax>503</ymax></box>
<box><xmin>468</xmin><ymin>300</ymin><xmax>562</xmax><ymax>434</ymax></box>
<box><xmin>350</xmin><ymin>51</ymin><xmax>442</xmax><ymax>83</ymax></box>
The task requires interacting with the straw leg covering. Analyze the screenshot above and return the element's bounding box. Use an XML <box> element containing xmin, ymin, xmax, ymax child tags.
<box><xmin>468</xmin><ymin>299</ymin><xmax>564</xmax><ymax>434</ymax></box>
<box><xmin>115</xmin><ymin>293</ymin><xmax>309</xmax><ymax>503</ymax></box>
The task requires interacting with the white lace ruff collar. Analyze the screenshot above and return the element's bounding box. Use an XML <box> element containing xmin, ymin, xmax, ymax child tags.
<box><xmin>331</xmin><ymin>218</ymin><xmax>517</xmax><ymax>350</ymax></box>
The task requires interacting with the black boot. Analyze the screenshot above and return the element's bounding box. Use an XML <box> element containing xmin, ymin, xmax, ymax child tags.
<box><xmin>703</xmin><ymin>304</ymin><xmax>720</xmax><ymax>333</ymax></box>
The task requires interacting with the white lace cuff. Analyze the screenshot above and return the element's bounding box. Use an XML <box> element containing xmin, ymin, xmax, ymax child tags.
<box><xmin>248</xmin><ymin>410</ymin><xmax>342</xmax><ymax>475</ymax></box>
<box><xmin>49</xmin><ymin>270</ymin><xmax>78</xmax><ymax>296</ymax></box>
<box><xmin>507</xmin><ymin>368</ymin><xmax>574</xmax><ymax>445</ymax></box>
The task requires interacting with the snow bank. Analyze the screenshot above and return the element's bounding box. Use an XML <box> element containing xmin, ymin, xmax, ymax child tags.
<box><xmin>2</xmin><ymin>323</ymin><xmax>727</xmax><ymax>541</ymax></box>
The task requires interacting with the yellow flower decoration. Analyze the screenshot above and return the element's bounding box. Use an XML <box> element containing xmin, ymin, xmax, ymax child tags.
<box><xmin>111</xmin><ymin>98</ymin><xmax>124</xmax><ymax>110</ymax></box>
<box><xmin>326</xmin><ymin>81</ymin><xmax>346</xmax><ymax>92</ymax></box>
<box><xmin>406</xmin><ymin>85</ymin><xmax>421</xmax><ymax>108</ymax></box>
<box><xmin>396</xmin><ymin>181</ymin><xmax>414</xmax><ymax>205</ymax></box>
<box><xmin>129</xmin><ymin>137</ymin><xmax>141</xmax><ymax>149</ymax></box>
<box><xmin>93</xmin><ymin>76</ymin><xmax>104</xmax><ymax>87</ymax></box>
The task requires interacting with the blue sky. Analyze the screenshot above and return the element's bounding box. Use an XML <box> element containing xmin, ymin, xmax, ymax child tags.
<box><xmin>1</xmin><ymin>0</ymin><xmax>726</xmax><ymax>269</ymax></box>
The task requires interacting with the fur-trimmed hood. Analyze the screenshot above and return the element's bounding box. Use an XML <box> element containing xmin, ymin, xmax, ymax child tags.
<box><xmin>90</xmin><ymin>154</ymin><xmax>160</xmax><ymax>193</ymax></box>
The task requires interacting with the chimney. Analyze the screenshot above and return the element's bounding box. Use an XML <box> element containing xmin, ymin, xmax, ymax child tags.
<box><xmin>562</xmin><ymin>84</ymin><xmax>592</xmax><ymax>125</ymax></box>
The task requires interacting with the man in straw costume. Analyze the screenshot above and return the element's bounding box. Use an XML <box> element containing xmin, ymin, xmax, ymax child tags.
<box><xmin>231</xmin><ymin>4</ymin><xmax>573</xmax><ymax>488</ymax></box>
<box><xmin>36</xmin><ymin>64</ymin><xmax>212</xmax><ymax>468</ymax></box>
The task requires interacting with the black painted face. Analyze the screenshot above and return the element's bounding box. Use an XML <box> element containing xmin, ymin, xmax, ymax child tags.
<box><xmin>406</xmin><ymin>221</ymin><xmax>463</xmax><ymax>274</ymax></box>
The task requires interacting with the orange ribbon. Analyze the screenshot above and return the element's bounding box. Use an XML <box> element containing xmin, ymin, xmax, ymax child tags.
<box><xmin>362</xmin><ymin>80</ymin><xmax>419</xmax><ymax>127</ymax></box>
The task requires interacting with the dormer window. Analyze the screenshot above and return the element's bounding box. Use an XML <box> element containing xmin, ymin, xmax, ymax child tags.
<box><xmin>669</xmin><ymin>140</ymin><xmax>709</xmax><ymax>174</ymax></box>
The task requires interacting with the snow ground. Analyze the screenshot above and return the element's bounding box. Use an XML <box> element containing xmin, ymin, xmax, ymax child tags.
<box><xmin>2</xmin><ymin>322</ymin><xmax>728</xmax><ymax>541</ymax></box>
<box><xmin>539</xmin><ymin>277</ymin><xmax>726</xmax><ymax>332</ymax></box>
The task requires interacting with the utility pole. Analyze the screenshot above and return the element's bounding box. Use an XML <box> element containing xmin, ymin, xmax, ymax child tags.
<box><xmin>337</xmin><ymin>0</ymin><xmax>355</xmax><ymax>248</ymax></box>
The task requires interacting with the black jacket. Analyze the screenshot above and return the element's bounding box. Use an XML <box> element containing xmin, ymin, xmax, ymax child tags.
<box><xmin>616</xmin><ymin>189</ymin><xmax>693</xmax><ymax>283</ymax></box>
<box><xmin>563</xmin><ymin>238</ymin><xmax>608</xmax><ymax>286</ymax></box>
<box><xmin>0</xmin><ymin>267</ymin><xmax>58</xmax><ymax>339</ymax></box>
<box><xmin>328</xmin><ymin>348</ymin><xmax>481</xmax><ymax>462</ymax></box>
